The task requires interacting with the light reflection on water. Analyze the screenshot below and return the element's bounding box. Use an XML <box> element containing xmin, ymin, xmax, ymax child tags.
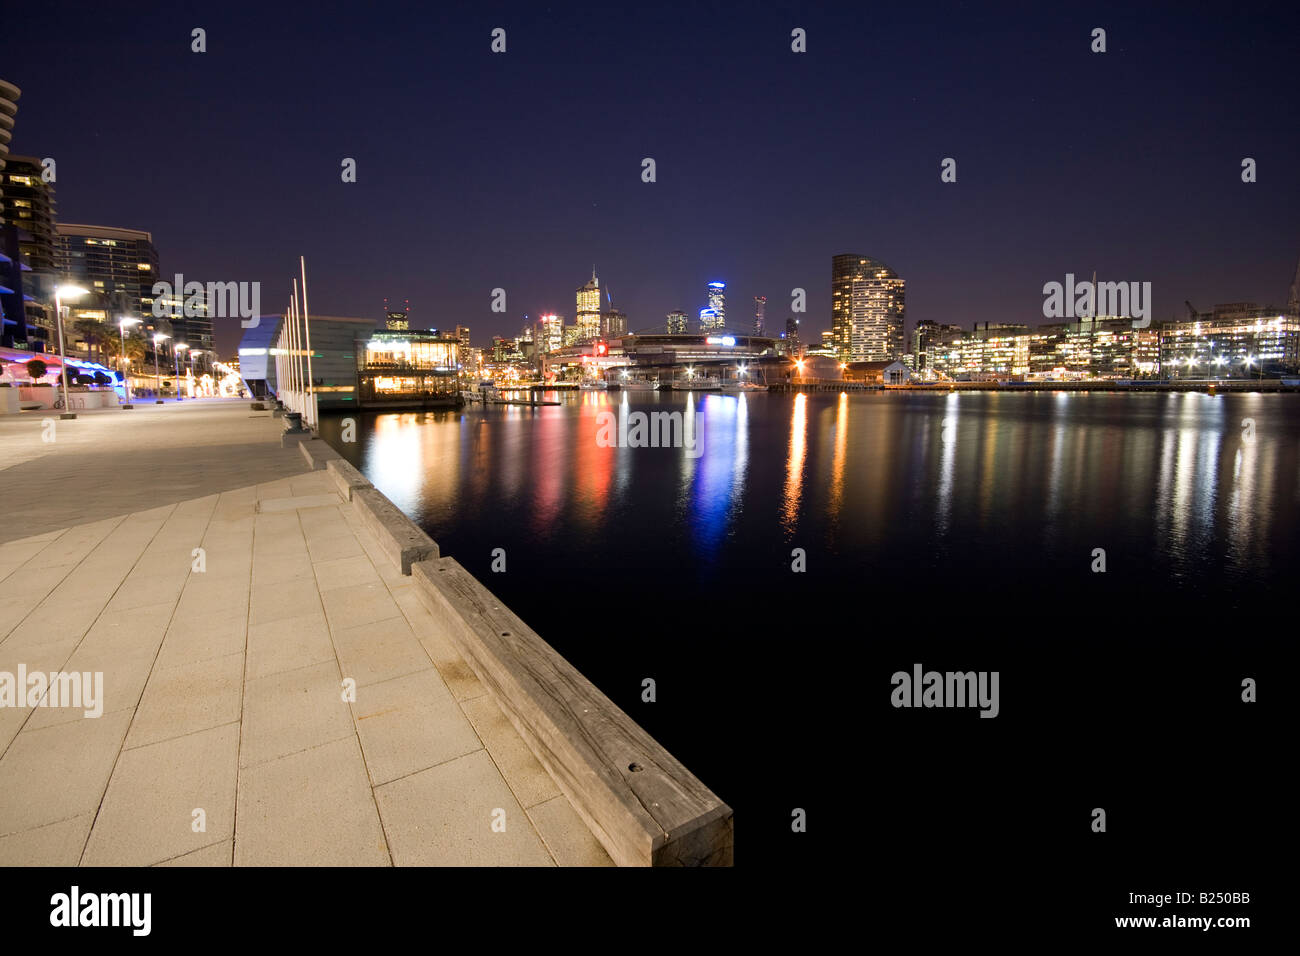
<box><xmin>323</xmin><ymin>391</ymin><xmax>1300</xmax><ymax>602</ymax></box>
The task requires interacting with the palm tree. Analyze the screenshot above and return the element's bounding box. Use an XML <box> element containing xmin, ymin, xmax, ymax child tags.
<box><xmin>104</xmin><ymin>330</ymin><xmax>148</xmax><ymax>379</ymax></box>
<box><xmin>73</xmin><ymin>318</ymin><xmax>107</xmax><ymax>362</ymax></box>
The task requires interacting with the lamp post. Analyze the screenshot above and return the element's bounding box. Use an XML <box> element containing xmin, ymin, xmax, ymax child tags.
<box><xmin>174</xmin><ymin>343</ymin><xmax>188</xmax><ymax>401</ymax></box>
<box><xmin>187</xmin><ymin>349</ymin><xmax>202</xmax><ymax>397</ymax></box>
<box><xmin>54</xmin><ymin>284</ymin><xmax>89</xmax><ymax>419</ymax></box>
<box><xmin>117</xmin><ymin>316</ymin><xmax>141</xmax><ymax>408</ymax></box>
<box><xmin>152</xmin><ymin>332</ymin><xmax>169</xmax><ymax>403</ymax></box>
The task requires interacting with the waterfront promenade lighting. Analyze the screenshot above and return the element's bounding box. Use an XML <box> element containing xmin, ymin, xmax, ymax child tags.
<box><xmin>152</xmin><ymin>333</ymin><xmax>169</xmax><ymax>403</ymax></box>
<box><xmin>54</xmin><ymin>284</ymin><xmax>89</xmax><ymax>417</ymax></box>
<box><xmin>117</xmin><ymin>317</ymin><xmax>141</xmax><ymax>407</ymax></box>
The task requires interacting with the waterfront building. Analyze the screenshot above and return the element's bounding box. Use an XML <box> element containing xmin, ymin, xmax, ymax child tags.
<box><xmin>576</xmin><ymin>269</ymin><xmax>601</xmax><ymax>342</ymax></box>
<box><xmin>618</xmin><ymin>330</ymin><xmax>780</xmax><ymax>386</ymax></box>
<box><xmin>1</xmin><ymin>151</ymin><xmax>58</xmax><ymax>348</ymax></box>
<box><xmin>563</xmin><ymin>322</ymin><xmax>581</xmax><ymax>347</ymax></box>
<box><xmin>666</xmin><ymin>310</ymin><xmax>688</xmax><ymax>334</ymax></box>
<box><xmin>845</xmin><ymin>360</ymin><xmax>910</xmax><ymax>385</ymax></box>
<box><xmin>0</xmin><ymin>79</ymin><xmax>17</xmax><ymax>174</ymax></box>
<box><xmin>1159</xmin><ymin>304</ymin><xmax>1299</xmax><ymax>377</ymax></box>
<box><xmin>831</xmin><ymin>253</ymin><xmax>906</xmax><ymax>362</ymax></box>
<box><xmin>706</xmin><ymin>281</ymin><xmax>726</xmax><ymax>327</ymax></box>
<box><xmin>239</xmin><ymin>313</ymin><xmax>374</xmax><ymax>407</ymax></box>
<box><xmin>55</xmin><ymin>224</ymin><xmax>159</xmax><ymax>322</ymax></box>
<box><xmin>154</xmin><ymin>285</ymin><xmax>213</xmax><ymax>368</ymax></box>
<box><xmin>357</xmin><ymin>326</ymin><xmax>460</xmax><ymax>407</ymax></box>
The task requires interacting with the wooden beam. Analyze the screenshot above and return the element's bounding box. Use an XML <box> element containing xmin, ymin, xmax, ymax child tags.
<box><xmin>412</xmin><ymin>557</ymin><xmax>733</xmax><ymax>866</ymax></box>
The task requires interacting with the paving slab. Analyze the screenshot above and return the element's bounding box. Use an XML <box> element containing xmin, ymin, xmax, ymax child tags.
<box><xmin>0</xmin><ymin>399</ymin><xmax>608</xmax><ymax>865</ymax></box>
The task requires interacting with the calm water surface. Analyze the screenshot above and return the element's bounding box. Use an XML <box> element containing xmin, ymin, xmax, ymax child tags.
<box><xmin>319</xmin><ymin>391</ymin><xmax>1297</xmax><ymax>830</ymax></box>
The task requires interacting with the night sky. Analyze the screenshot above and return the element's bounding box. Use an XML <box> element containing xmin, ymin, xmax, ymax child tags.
<box><xmin>7</xmin><ymin>1</ymin><xmax>1298</xmax><ymax>357</ymax></box>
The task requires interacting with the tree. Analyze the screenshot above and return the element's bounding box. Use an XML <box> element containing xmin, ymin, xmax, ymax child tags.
<box><xmin>73</xmin><ymin>318</ymin><xmax>107</xmax><ymax>362</ymax></box>
<box><xmin>25</xmin><ymin>358</ymin><xmax>48</xmax><ymax>381</ymax></box>
<box><xmin>104</xmin><ymin>330</ymin><xmax>148</xmax><ymax>369</ymax></box>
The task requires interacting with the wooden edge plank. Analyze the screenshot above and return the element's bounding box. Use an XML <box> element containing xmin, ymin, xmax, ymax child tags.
<box><xmin>412</xmin><ymin>556</ymin><xmax>733</xmax><ymax>867</ymax></box>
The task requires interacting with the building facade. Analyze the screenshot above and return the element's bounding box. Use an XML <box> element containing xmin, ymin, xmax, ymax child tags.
<box><xmin>55</xmin><ymin>223</ymin><xmax>159</xmax><ymax>321</ymax></box>
<box><xmin>831</xmin><ymin>253</ymin><xmax>906</xmax><ymax>362</ymax></box>
<box><xmin>575</xmin><ymin>270</ymin><xmax>601</xmax><ymax>342</ymax></box>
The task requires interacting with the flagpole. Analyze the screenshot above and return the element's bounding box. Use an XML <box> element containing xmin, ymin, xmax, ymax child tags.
<box><xmin>300</xmin><ymin>256</ymin><xmax>315</xmax><ymax>428</ymax></box>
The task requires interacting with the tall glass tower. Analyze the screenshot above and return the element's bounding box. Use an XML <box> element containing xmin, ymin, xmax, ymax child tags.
<box><xmin>706</xmin><ymin>281</ymin><xmax>726</xmax><ymax>328</ymax></box>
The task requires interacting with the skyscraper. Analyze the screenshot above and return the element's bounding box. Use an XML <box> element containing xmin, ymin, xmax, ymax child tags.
<box><xmin>831</xmin><ymin>254</ymin><xmax>906</xmax><ymax>362</ymax></box>
<box><xmin>2</xmin><ymin>145</ymin><xmax>58</xmax><ymax>347</ymax></box>
<box><xmin>666</xmin><ymin>310</ymin><xmax>687</xmax><ymax>334</ymax></box>
<box><xmin>576</xmin><ymin>269</ymin><xmax>600</xmax><ymax>342</ymax></box>
<box><xmin>699</xmin><ymin>308</ymin><xmax>723</xmax><ymax>332</ymax></box>
<box><xmin>538</xmin><ymin>314</ymin><xmax>563</xmax><ymax>353</ymax></box>
<box><xmin>753</xmin><ymin>295</ymin><xmax>766</xmax><ymax>336</ymax></box>
<box><xmin>706</xmin><ymin>281</ymin><xmax>726</xmax><ymax>327</ymax></box>
<box><xmin>785</xmin><ymin>316</ymin><xmax>801</xmax><ymax>356</ymax></box>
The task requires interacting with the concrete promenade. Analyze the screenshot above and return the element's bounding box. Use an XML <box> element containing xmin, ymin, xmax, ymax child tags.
<box><xmin>0</xmin><ymin>398</ymin><xmax>611</xmax><ymax>865</ymax></box>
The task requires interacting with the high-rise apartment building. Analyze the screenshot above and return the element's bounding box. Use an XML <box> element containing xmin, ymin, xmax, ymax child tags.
<box><xmin>753</xmin><ymin>295</ymin><xmax>766</xmax><ymax>335</ymax></box>
<box><xmin>831</xmin><ymin>254</ymin><xmax>906</xmax><ymax>362</ymax></box>
<box><xmin>576</xmin><ymin>269</ymin><xmax>601</xmax><ymax>342</ymax></box>
<box><xmin>1</xmin><ymin>82</ymin><xmax>59</xmax><ymax>348</ymax></box>
<box><xmin>56</xmin><ymin>223</ymin><xmax>160</xmax><ymax>321</ymax></box>
<box><xmin>666</xmin><ymin>310</ymin><xmax>688</xmax><ymax>334</ymax></box>
<box><xmin>785</xmin><ymin>316</ymin><xmax>801</xmax><ymax>356</ymax></box>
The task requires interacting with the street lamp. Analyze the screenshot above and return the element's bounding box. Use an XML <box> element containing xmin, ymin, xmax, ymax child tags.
<box><xmin>174</xmin><ymin>343</ymin><xmax>188</xmax><ymax>401</ymax></box>
<box><xmin>187</xmin><ymin>349</ymin><xmax>203</xmax><ymax>396</ymax></box>
<box><xmin>152</xmin><ymin>333</ymin><xmax>169</xmax><ymax>403</ymax></box>
<box><xmin>117</xmin><ymin>316</ymin><xmax>141</xmax><ymax>407</ymax></box>
<box><xmin>54</xmin><ymin>284</ymin><xmax>89</xmax><ymax>419</ymax></box>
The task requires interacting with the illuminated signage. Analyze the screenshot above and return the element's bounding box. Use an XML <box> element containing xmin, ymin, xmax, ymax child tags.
<box><xmin>706</xmin><ymin>336</ymin><xmax>736</xmax><ymax>347</ymax></box>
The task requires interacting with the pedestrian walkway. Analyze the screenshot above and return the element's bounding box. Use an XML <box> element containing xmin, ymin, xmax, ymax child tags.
<box><xmin>0</xmin><ymin>402</ymin><xmax>611</xmax><ymax>866</ymax></box>
<box><xmin>0</xmin><ymin>398</ymin><xmax>307</xmax><ymax>543</ymax></box>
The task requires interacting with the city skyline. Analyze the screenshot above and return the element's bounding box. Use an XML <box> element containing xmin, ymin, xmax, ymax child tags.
<box><xmin>3</xmin><ymin>2</ymin><xmax>1297</xmax><ymax>358</ymax></box>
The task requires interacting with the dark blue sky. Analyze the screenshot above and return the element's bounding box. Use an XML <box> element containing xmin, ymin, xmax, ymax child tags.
<box><xmin>8</xmin><ymin>0</ymin><xmax>1299</xmax><ymax>356</ymax></box>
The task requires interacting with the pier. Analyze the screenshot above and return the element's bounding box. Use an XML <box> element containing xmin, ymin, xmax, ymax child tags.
<box><xmin>0</xmin><ymin>399</ymin><xmax>730</xmax><ymax>866</ymax></box>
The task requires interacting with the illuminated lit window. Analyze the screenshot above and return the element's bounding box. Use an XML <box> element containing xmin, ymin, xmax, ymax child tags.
<box><xmin>137</xmin><ymin>263</ymin><xmax>151</xmax><ymax>270</ymax></box>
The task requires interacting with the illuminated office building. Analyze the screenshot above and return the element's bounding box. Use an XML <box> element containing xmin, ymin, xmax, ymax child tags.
<box><xmin>753</xmin><ymin>295</ymin><xmax>766</xmax><ymax>336</ymax></box>
<box><xmin>666</xmin><ymin>310</ymin><xmax>688</xmax><ymax>334</ymax></box>
<box><xmin>706</xmin><ymin>281</ymin><xmax>726</xmax><ymax>327</ymax></box>
<box><xmin>698</xmin><ymin>307</ymin><xmax>724</xmax><ymax>332</ymax></box>
<box><xmin>831</xmin><ymin>254</ymin><xmax>906</xmax><ymax>362</ymax></box>
<box><xmin>1159</xmin><ymin>305</ymin><xmax>1298</xmax><ymax>377</ymax></box>
<box><xmin>576</xmin><ymin>269</ymin><xmax>601</xmax><ymax>342</ymax></box>
<box><xmin>538</xmin><ymin>314</ymin><xmax>564</xmax><ymax>353</ymax></box>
